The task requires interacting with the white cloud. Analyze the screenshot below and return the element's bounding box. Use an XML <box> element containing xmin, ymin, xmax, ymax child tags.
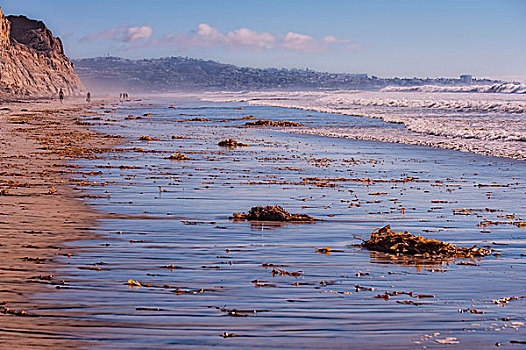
<box><xmin>226</xmin><ymin>28</ymin><xmax>275</xmax><ymax>49</ymax></box>
<box><xmin>82</xmin><ymin>25</ymin><xmax>154</xmax><ymax>43</ymax></box>
<box><xmin>162</xmin><ymin>24</ymin><xmax>276</xmax><ymax>51</ymax></box>
<box><xmin>323</xmin><ymin>35</ymin><xmax>349</xmax><ymax>44</ymax></box>
<box><xmin>124</xmin><ymin>26</ymin><xmax>154</xmax><ymax>42</ymax></box>
<box><xmin>92</xmin><ymin>23</ymin><xmax>360</xmax><ymax>53</ymax></box>
<box><xmin>280</xmin><ymin>32</ymin><xmax>324</xmax><ymax>52</ymax></box>
<box><xmin>195</xmin><ymin>23</ymin><xmax>225</xmax><ymax>45</ymax></box>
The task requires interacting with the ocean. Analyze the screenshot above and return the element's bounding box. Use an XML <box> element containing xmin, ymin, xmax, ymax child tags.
<box><xmin>36</xmin><ymin>94</ymin><xmax>525</xmax><ymax>348</ymax></box>
<box><xmin>203</xmin><ymin>87</ymin><xmax>526</xmax><ymax>160</ymax></box>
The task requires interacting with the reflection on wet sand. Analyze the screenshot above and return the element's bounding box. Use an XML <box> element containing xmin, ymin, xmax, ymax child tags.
<box><xmin>369</xmin><ymin>250</ymin><xmax>457</xmax><ymax>269</ymax></box>
<box><xmin>247</xmin><ymin>220</ymin><xmax>318</xmax><ymax>231</ymax></box>
<box><xmin>13</xmin><ymin>98</ymin><xmax>524</xmax><ymax>349</ymax></box>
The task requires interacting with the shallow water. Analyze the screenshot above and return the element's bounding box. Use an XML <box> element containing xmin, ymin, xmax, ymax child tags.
<box><xmin>35</xmin><ymin>98</ymin><xmax>525</xmax><ymax>348</ymax></box>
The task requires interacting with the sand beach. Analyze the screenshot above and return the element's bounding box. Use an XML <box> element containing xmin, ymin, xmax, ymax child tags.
<box><xmin>0</xmin><ymin>97</ymin><xmax>121</xmax><ymax>348</ymax></box>
<box><xmin>0</xmin><ymin>96</ymin><xmax>520</xmax><ymax>348</ymax></box>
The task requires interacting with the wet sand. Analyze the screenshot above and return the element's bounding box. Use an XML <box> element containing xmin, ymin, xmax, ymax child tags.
<box><xmin>1</xmin><ymin>96</ymin><xmax>524</xmax><ymax>349</ymax></box>
<box><xmin>0</xmin><ymin>97</ymin><xmax>120</xmax><ymax>348</ymax></box>
<box><xmin>25</xmin><ymin>98</ymin><xmax>523</xmax><ymax>349</ymax></box>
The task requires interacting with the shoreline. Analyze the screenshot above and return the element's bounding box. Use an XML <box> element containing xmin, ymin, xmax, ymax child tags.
<box><xmin>30</xmin><ymin>98</ymin><xmax>524</xmax><ymax>348</ymax></box>
<box><xmin>0</xmin><ymin>97</ymin><xmax>121</xmax><ymax>348</ymax></box>
<box><xmin>0</xmin><ymin>95</ymin><xmax>524</xmax><ymax>348</ymax></box>
<box><xmin>199</xmin><ymin>90</ymin><xmax>526</xmax><ymax>161</ymax></box>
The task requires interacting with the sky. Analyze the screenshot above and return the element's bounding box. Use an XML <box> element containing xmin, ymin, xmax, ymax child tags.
<box><xmin>2</xmin><ymin>0</ymin><xmax>526</xmax><ymax>81</ymax></box>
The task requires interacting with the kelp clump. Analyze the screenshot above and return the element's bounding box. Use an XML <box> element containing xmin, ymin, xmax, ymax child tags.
<box><xmin>218</xmin><ymin>139</ymin><xmax>249</xmax><ymax>147</ymax></box>
<box><xmin>244</xmin><ymin>120</ymin><xmax>304</xmax><ymax>127</ymax></box>
<box><xmin>362</xmin><ymin>225</ymin><xmax>491</xmax><ymax>258</ymax></box>
<box><xmin>232</xmin><ymin>205</ymin><xmax>317</xmax><ymax>222</ymax></box>
<box><xmin>166</xmin><ymin>152</ymin><xmax>191</xmax><ymax>160</ymax></box>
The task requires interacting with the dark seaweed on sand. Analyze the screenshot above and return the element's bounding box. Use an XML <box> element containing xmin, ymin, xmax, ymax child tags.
<box><xmin>244</xmin><ymin>120</ymin><xmax>304</xmax><ymax>127</ymax></box>
<box><xmin>362</xmin><ymin>225</ymin><xmax>492</xmax><ymax>258</ymax></box>
<box><xmin>232</xmin><ymin>205</ymin><xmax>317</xmax><ymax>222</ymax></box>
<box><xmin>218</xmin><ymin>139</ymin><xmax>249</xmax><ymax>147</ymax></box>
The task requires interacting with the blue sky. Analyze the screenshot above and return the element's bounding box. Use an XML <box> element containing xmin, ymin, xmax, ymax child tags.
<box><xmin>2</xmin><ymin>0</ymin><xmax>525</xmax><ymax>81</ymax></box>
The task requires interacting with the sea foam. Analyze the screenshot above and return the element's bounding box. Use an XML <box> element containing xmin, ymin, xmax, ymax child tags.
<box><xmin>381</xmin><ymin>83</ymin><xmax>526</xmax><ymax>94</ymax></box>
<box><xmin>203</xmin><ymin>89</ymin><xmax>526</xmax><ymax>160</ymax></box>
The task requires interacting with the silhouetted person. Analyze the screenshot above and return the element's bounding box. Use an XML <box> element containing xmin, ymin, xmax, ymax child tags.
<box><xmin>59</xmin><ymin>89</ymin><xmax>64</xmax><ymax>103</ymax></box>
<box><xmin>86</xmin><ymin>92</ymin><xmax>91</xmax><ymax>102</ymax></box>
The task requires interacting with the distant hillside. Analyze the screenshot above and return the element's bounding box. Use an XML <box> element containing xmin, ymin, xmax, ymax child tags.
<box><xmin>72</xmin><ymin>56</ymin><xmax>499</xmax><ymax>94</ymax></box>
<box><xmin>73</xmin><ymin>56</ymin><xmax>373</xmax><ymax>93</ymax></box>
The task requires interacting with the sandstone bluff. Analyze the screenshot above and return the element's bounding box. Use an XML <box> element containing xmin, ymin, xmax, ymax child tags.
<box><xmin>0</xmin><ymin>6</ymin><xmax>85</xmax><ymax>98</ymax></box>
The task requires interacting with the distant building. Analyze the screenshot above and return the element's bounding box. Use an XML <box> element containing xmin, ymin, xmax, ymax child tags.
<box><xmin>349</xmin><ymin>73</ymin><xmax>368</xmax><ymax>79</ymax></box>
<box><xmin>460</xmin><ymin>74</ymin><xmax>472</xmax><ymax>84</ymax></box>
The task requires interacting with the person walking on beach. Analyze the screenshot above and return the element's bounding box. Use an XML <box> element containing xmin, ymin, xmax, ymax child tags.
<box><xmin>86</xmin><ymin>92</ymin><xmax>91</xmax><ymax>103</ymax></box>
<box><xmin>59</xmin><ymin>88</ymin><xmax>64</xmax><ymax>103</ymax></box>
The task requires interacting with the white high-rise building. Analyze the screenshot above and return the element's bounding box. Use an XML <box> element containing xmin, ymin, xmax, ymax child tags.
<box><xmin>460</xmin><ymin>74</ymin><xmax>472</xmax><ymax>84</ymax></box>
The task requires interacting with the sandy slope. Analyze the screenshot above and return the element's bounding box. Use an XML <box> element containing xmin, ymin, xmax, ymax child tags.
<box><xmin>0</xmin><ymin>97</ymin><xmax>119</xmax><ymax>348</ymax></box>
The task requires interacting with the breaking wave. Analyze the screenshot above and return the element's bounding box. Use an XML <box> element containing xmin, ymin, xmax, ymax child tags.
<box><xmin>381</xmin><ymin>83</ymin><xmax>526</xmax><ymax>94</ymax></box>
<box><xmin>202</xmin><ymin>90</ymin><xmax>526</xmax><ymax>160</ymax></box>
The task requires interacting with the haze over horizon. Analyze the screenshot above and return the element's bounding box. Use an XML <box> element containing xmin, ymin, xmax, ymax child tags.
<box><xmin>2</xmin><ymin>0</ymin><xmax>525</xmax><ymax>82</ymax></box>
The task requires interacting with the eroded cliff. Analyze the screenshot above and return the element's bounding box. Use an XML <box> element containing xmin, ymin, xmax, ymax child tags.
<box><xmin>0</xmin><ymin>7</ymin><xmax>85</xmax><ymax>98</ymax></box>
